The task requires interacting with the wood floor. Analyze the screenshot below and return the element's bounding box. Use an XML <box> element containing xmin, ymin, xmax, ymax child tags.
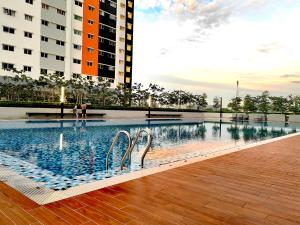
<box><xmin>0</xmin><ymin>135</ymin><xmax>300</xmax><ymax>225</ymax></box>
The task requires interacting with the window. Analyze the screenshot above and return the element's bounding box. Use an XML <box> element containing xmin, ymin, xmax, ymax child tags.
<box><xmin>126</xmin><ymin>55</ymin><xmax>131</xmax><ymax>62</ymax></box>
<box><xmin>127</xmin><ymin>45</ymin><xmax>132</xmax><ymax>51</ymax></box>
<box><xmin>73</xmin><ymin>44</ymin><xmax>81</xmax><ymax>50</ymax></box>
<box><xmin>127</xmin><ymin>23</ymin><xmax>132</xmax><ymax>30</ymax></box>
<box><xmin>100</xmin><ymin>38</ymin><xmax>104</xmax><ymax>43</ymax></box>
<box><xmin>108</xmin><ymin>66</ymin><xmax>114</xmax><ymax>71</ymax></box>
<box><xmin>41</xmin><ymin>36</ymin><xmax>48</xmax><ymax>42</ymax></box>
<box><xmin>56</xmin><ymin>40</ymin><xmax>65</xmax><ymax>46</ymax></box>
<box><xmin>109</xmin><ymin>41</ymin><xmax>115</xmax><ymax>46</ymax></box>
<box><xmin>87</xmin><ymin>33</ymin><xmax>94</xmax><ymax>39</ymax></box>
<box><xmin>41</xmin><ymin>52</ymin><xmax>48</xmax><ymax>58</ymax></box>
<box><xmin>127</xmin><ymin>12</ymin><xmax>133</xmax><ymax>19</ymax></box>
<box><xmin>87</xmin><ymin>61</ymin><xmax>93</xmax><ymax>67</ymax></box>
<box><xmin>100</xmin><ymin>11</ymin><xmax>105</xmax><ymax>16</ymax></box>
<box><xmin>99</xmin><ymin>51</ymin><xmax>104</xmax><ymax>56</ymax></box>
<box><xmin>24</xmin><ymin>48</ymin><xmax>32</xmax><ymax>55</ymax></box>
<box><xmin>3</xmin><ymin>8</ymin><xmax>16</xmax><ymax>16</ymax></box>
<box><xmin>56</xmin><ymin>55</ymin><xmax>64</xmax><ymax>61</ymax></box>
<box><xmin>3</xmin><ymin>26</ymin><xmax>15</xmax><ymax>34</ymax></box>
<box><xmin>41</xmin><ymin>20</ymin><xmax>49</xmax><ymax>26</ymax></box>
<box><xmin>42</xmin><ymin>3</ymin><xmax>49</xmax><ymax>9</ymax></box>
<box><xmin>88</xmin><ymin>5</ymin><xmax>94</xmax><ymax>11</ymax></box>
<box><xmin>126</xmin><ymin>66</ymin><xmax>131</xmax><ymax>73</ymax></box>
<box><xmin>25</xmin><ymin>0</ymin><xmax>33</xmax><ymax>5</ymax></box>
<box><xmin>126</xmin><ymin>77</ymin><xmax>131</xmax><ymax>84</ymax></box>
<box><xmin>56</xmin><ymin>25</ymin><xmax>65</xmax><ymax>31</ymax></box>
<box><xmin>24</xmin><ymin>31</ymin><xmax>33</xmax><ymax>38</ymax></box>
<box><xmin>25</xmin><ymin>14</ymin><xmax>33</xmax><ymax>21</ymax></box>
<box><xmin>88</xmin><ymin>19</ymin><xmax>94</xmax><ymax>25</ymax></box>
<box><xmin>128</xmin><ymin>1</ymin><xmax>133</xmax><ymax>8</ymax></box>
<box><xmin>110</xmin><ymin>2</ymin><xmax>117</xmax><ymax>8</ymax></box>
<box><xmin>41</xmin><ymin>68</ymin><xmax>47</xmax><ymax>74</ymax></box>
<box><xmin>57</xmin><ymin>9</ymin><xmax>65</xmax><ymax>15</ymax></box>
<box><xmin>127</xmin><ymin>34</ymin><xmax>132</xmax><ymax>41</ymax></box>
<box><xmin>108</xmin><ymin>53</ymin><xmax>114</xmax><ymax>59</ymax></box>
<box><xmin>73</xmin><ymin>73</ymin><xmax>80</xmax><ymax>78</ymax></box>
<box><xmin>2</xmin><ymin>44</ymin><xmax>14</xmax><ymax>51</ymax></box>
<box><xmin>74</xmin><ymin>29</ymin><xmax>82</xmax><ymax>35</ymax></box>
<box><xmin>87</xmin><ymin>47</ymin><xmax>93</xmax><ymax>53</ymax></box>
<box><xmin>73</xmin><ymin>59</ymin><xmax>81</xmax><ymax>64</ymax></box>
<box><xmin>75</xmin><ymin>0</ymin><xmax>82</xmax><ymax>7</ymax></box>
<box><xmin>56</xmin><ymin>71</ymin><xmax>64</xmax><ymax>76</ymax></box>
<box><xmin>110</xmin><ymin>28</ymin><xmax>115</xmax><ymax>33</ymax></box>
<box><xmin>100</xmin><ymin>24</ymin><xmax>104</xmax><ymax>30</ymax></box>
<box><xmin>87</xmin><ymin>76</ymin><xmax>92</xmax><ymax>81</ymax></box>
<box><xmin>109</xmin><ymin>14</ymin><xmax>116</xmax><ymax>21</ymax></box>
<box><xmin>23</xmin><ymin>66</ymin><xmax>32</xmax><ymax>72</ymax></box>
<box><xmin>74</xmin><ymin>14</ymin><xmax>82</xmax><ymax>21</ymax></box>
<box><xmin>2</xmin><ymin>63</ymin><xmax>14</xmax><ymax>70</ymax></box>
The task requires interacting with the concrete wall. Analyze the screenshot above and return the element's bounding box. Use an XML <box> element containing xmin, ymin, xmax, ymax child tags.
<box><xmin>0</xmin><ymin>107</ymin><xmax>208</xmax><ymax>120</ymax></box>
<box><xmin>1</xmin><ymin>107</ymin><xmax>299</xmax><ymax>122</ymax></box>
<box><xmin>267</xmin><ymin>114</ymin><xmax>286</xmax><ymax>122</ymax></box>
<box><xmin>288</xmin><ymin>115</ymin><xmax>300</xmax><ymax>123</ymax></box>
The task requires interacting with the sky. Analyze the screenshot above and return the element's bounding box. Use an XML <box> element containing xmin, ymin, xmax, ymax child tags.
<box><xmin>132</xmin><ymin>0</ymin><xmax>300</xmax><ymax>104</ymax></box>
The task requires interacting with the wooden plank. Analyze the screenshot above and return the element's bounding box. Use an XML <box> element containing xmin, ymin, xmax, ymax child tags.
<box><xmin>45</xmin><ymin>201</ymin><xmax>90</xmax><ymax>225</ymax></box>
<box><xmin>29</xmin><ymin>207</ymin><xmax>69</xmax><ymax>225</ymax></box>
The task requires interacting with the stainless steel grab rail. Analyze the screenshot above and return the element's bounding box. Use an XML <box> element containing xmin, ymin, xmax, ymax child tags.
<box><xmin>120</xmin><ymin>129</ymin><xmax>152</xmax><ymax>170</ymax></box>
<box><xmin>106</xmin><ymin>130</ymin><xmax>132</xmax><ymax>171</ymax></box>
<box><xmin>141</xmin><ymin>134</ymin><xmax>152</xmax><ymax>168</ymax></box>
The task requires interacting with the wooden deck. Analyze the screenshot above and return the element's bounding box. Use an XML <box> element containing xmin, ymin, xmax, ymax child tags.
<box><xmin>0</xmin><ymin>135</ymin><xmax>300</xmax><ymax>224</ymax></box>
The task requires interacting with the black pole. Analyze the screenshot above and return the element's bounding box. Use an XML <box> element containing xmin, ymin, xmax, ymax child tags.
<box><xmin>220</xmin><ymin>97</ymin><xmax>223</xmax><ymax>121</ymax></box>
<box><xmin>148</xmin><ymin>106</ymin><xmax>151</xmax><ymax>118</ymax></box>
<box><xmin>60</xmin><ymin>102</ymin><xmax>64</xmax><ymax>118</ymax></box>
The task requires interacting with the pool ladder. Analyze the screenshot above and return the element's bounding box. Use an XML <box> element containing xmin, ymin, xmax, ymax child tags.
<box><xmin>105</xmin><ymin>129</ymin><xmax>152</xmax><ymax>171</ymax></box>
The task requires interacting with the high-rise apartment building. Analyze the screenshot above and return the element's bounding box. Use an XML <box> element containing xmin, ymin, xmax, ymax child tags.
<box><xmin>0</xmin><ymin>0</ymin><xmax>134</xmax><ymax>87</ymax></box>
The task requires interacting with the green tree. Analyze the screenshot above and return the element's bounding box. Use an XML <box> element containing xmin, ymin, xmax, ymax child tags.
<box><xmin>132</xmin><ymin>83</ymin><xmax>149</xmax><ymax>107</ymax></box>
<box><xmin>269</xmin><ymin>96</ymin><xmax>289</xmax><ymax>113</ymax></box>
<box><xmin>257</xmin><ymin>91</ymin><xmax>270</xmax><ymax>114</ymax></box>
<box><xmin>243</xmin><ymin>95</ymin><xmax>257</xmax><ymax>112</ymax></box>
<box><xmin>115</xmin><ymin>84</ymin><xmax>132</xmax><ymax>106</ymax></box>
<box><xmin>288</xmin><ymin>95</ymin><xmax>300</xmax><ymax>114</ymax></box>
<box><xmin>193</xmin><ymin>93</ymin><xmax>208</xmax><ymax>110</ymax></box>
<box><xmin>228</xmin><ymin>97</ymin><xmax>242</xmax><ymax>112</ymax></box>
<box><xmin>213</xmin><ymin>97</ymin><xmax>220</xmax><ymax>111</ymax></box>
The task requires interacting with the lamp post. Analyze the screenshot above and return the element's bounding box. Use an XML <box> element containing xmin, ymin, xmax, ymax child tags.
<box><xmin>220</xmin><ymin>97</ymin><xmax>223</xmax><ymax>121</ymax></box>
<box><xmin>60</xmin><ymin>86</ymin><xmax>65</xmax><ymax>119</ymax></box>
<box><xmin>147</xmin><ymin>96</ymin><xmax>152</xmax><ymax>118</ymax></box>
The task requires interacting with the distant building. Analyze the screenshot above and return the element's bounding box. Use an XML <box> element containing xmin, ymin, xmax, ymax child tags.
<box><xmin>0</xmin><ymin>0</ymin><xmax>134</xmax><ymax>88</ymax></box>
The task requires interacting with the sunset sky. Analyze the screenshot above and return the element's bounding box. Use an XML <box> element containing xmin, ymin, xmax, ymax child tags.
<box><xmin>132</xmin><ymin>0</ymin><xmax>300</xmax><ymax>103</ymax></box>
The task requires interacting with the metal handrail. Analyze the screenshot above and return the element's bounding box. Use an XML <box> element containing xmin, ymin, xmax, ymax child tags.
<box><xmin>120</xmin><ymin>129</ymin><xmax>152</xmax><ymax>170</ymax></box>
<box><xmin>141</xmin><ymin>134</ymin><xmax>152</xmax><ymax>168</ymax></box>
<box><xmin>106</xmin><ymin>130</ymin><xmax>132</xmax><ymax>171</ymax></box>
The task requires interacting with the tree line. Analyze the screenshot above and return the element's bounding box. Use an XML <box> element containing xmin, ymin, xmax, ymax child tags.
<box><xmin>0</xmin><ymin>69</ymin><xmax>208</xmax><ymax>109</ymax></box>
<box><xmin>1</xmin><ymin>69</ymin><xmax>300</xmax><ymax>113</ymax></box>
<box><xmin>228</xmin><ymin>91</ymin><xmax>300</xmax><ymax>114</ymax></box>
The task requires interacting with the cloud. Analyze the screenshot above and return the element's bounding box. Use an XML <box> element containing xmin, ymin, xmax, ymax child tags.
<box><xmin>133</xmin><ymin>1</ymin><xmax>300</xmax><ymax>102</ymax></box>
<box><xmin>281</xmin><ymin>74</ymin><xmax>300</xmax><ymax>78</ymax></box>
<box><xmin>291</xmin><ymin>81</ymin><xmax>300</xmax><ymax>84</ymax></box>
<box><xmin>257</xmin><ymin>42</ymin><xmax>281</xmax><ymax>54</ymax></box>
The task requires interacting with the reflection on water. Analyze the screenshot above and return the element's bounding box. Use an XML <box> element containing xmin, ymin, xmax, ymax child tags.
<box><xmin>0</xmin><ymin>120</ymin><xmax>298</xmax><ymax>178</ymax></box>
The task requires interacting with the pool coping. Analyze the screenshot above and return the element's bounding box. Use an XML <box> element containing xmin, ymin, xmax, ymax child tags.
<box><xmin>1</xmin><ymin>131</ymin><xmax>300</xmax><ymax>205</ymax></box>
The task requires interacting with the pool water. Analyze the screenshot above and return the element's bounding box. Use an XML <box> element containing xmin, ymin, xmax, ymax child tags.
<box><xmin>0</xmin><ymin>119</ymin><xmax>298</xmax><ymax>190</ymax></box>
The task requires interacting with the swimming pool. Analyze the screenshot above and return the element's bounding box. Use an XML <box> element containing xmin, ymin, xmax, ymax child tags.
<box><xmin>0</xmin><ymin>119</ymin><xmax>299</xmax><ymax>202</ymax></box>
